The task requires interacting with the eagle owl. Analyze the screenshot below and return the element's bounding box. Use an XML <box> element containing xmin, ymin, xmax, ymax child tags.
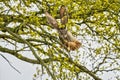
<box><xmin>45</xmin><ymin>5</ymin><xmax>81</xmax><ymax>51</ymax></box>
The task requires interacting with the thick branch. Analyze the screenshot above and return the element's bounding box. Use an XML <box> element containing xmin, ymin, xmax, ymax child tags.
<box><xmin>0</xmin><ymin>45</ymin><xmax>39</xmax><ymax>64</ymax></box>
<box><xmin>1</xmin><ymin>26</ymin><xmax>56</xmax><ymax>80</ymax></box>
<box><xmin>0</xmin><ymin>45</ymin><xmax>57</xmax><ymax>64</ymax></box>
<box><xmin>0</xmin><ymin>43</ymin><xmax>102</xmax><ymax>80</ymax></box>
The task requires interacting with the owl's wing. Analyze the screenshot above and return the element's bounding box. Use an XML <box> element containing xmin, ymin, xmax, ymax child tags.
<box><xmin>45</xmin><ymin>11</ymin><xmax>59</xmax><ymax>29</ymax></box>
<box><xmin>59</xmin><ymin>5</ymin><xmax>68</xmax><ymax>25</ymax></box>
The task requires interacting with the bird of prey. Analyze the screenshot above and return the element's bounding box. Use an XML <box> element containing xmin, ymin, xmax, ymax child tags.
<box><xmin>45</xmin><ymin>5</ymin><xmax>81</xmax><ymax>51</ymax></box>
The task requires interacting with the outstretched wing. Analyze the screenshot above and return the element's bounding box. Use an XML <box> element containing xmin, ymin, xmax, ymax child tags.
<box><xmin>59</xmin><ymin>5</ymin><xmax>68</xmax><ymax>25</ymax></box>
<box><xmin>45</xmin><ymin>11</ymin><xmax>59</xmax><ymax>29</ymax></box>
<box><xmin>60</xmin><ymin>5</ymin><xmax>66</xmax><ymax>18</ymax></box>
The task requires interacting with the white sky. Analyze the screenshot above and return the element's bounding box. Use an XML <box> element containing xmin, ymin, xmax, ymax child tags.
<box><xmin>0</xmin><ymin>53</ymin><xmax>37</xmax><ymax>80</ymax></box>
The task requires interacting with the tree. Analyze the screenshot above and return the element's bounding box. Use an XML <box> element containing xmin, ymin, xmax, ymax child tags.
<box><xmin>0</xmin><ymin>0</ymin><xmax>120</xmax><ymax>80</ymax></box>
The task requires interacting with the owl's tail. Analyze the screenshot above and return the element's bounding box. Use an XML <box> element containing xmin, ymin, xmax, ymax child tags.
<box><xmin>65</xmin><ymin>40</ymin><xmax>81</xmax><ymax>51</ymax></box>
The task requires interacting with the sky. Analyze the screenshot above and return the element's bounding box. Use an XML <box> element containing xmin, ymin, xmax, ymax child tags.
<box><xmin>0</xmin><ymin>53</ymin><xmax>37</xmax><ymax>80</ymax></box>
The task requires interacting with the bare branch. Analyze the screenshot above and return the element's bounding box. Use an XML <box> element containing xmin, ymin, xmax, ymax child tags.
<box><xmin>1</xmin><ymin>26</ymin><xmax>56</xmax><ymax>80</ymax></box>
<box><xmin>0</xmin><ymin>53</ymin><xmax>21</xmax><ymax>74</ymax></box>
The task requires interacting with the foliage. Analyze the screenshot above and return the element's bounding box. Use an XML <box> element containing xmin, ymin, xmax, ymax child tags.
<box><xmin>0</xmin><ymin>0</ymin><xmax>120</xmax><ymax>80</ymax></box>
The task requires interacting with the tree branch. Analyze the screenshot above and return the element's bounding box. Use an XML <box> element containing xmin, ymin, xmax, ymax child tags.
<box><xmin>1</xmin><ymin>26</ymin><xmax>56</xmax><ymax>80</ymax></box>
<box><xmin>68</xmin><ymin>59</ymin><xmax>102</xmax><ymax>80</ymax></box>
<box><xmin>0</xmin><ymin>45</ymin><xmax>39</xmax><ymax>64</ymax></box>
<box><xmin>0</xmin><ymin>53</ymin><xmax>21</xmax><ymax>74</ymax></box>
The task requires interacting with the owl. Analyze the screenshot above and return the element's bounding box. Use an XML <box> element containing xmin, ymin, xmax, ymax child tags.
<box><xmin>45</xmin><ymin>5</ymin><xmax>81</xmax><ymax>51</ymax></box>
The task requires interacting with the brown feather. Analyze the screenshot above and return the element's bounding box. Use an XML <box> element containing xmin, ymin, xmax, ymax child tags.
<box><xmin>60</xmin><ymin>5</ymin><xmax>66</xmax><ymax>18</ymax></box>
<box><xmin>65</xmin><ymin>40</ymin><xmax>81</xmax><ymax>51</ymax></box>
<box><xmin>45</xmin><ymin>11</ymin><xmax>59</xmax><ymax>29</ymax></box>
<box><xmin>59</xmin><ymin>5</ymin><xmax>68</xmax><ymax>25</ymax></box>
<box><xmin>61</xmin><ymin>16</ymin><xmax>68</xmax><ymax>25</ymax></box>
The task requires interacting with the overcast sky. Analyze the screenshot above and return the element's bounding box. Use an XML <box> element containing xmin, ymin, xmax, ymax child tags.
<box><xmin>0</xmin><ymin>53</ymin><xmax>37</xmax><ymax>80</ymax></box>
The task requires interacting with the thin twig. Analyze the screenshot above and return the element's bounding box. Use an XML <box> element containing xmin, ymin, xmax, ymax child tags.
<box><xmin>0</xmin><ymin>53</ymin><xmax>21</xmax><ymax>74</ymax></box>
